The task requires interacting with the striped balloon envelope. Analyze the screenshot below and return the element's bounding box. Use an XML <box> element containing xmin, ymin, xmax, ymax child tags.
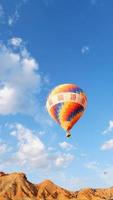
<box><xmin>46</xmin><ymin>83</ymin><xmax>87</xmax><ymax>137</ymax></box>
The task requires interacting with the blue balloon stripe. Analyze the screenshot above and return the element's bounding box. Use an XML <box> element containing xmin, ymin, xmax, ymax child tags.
<box><xmin>70</xmin><ymin>87</ymin><xmax>83</xmax><ymax>93</ymax></box>
<box><xmin>67</xmin><ymin>106</ymin><xmax>84</xmax><ymax>121</ymax></box>
<box><xmin>54</xmin><ymin>103</ymin><xmax>64</xmax><ymax>124</ymax></box>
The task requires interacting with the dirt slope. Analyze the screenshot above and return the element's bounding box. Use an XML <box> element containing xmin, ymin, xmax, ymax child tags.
<box><xmin>0</xmin><ymin>172</ymin><xmax>113</xmax><ymax>200</ymax></box>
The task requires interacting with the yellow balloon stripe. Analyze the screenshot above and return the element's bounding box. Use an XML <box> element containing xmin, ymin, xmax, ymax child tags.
<box><xmin>50</xmin><ymin>84</ymin><xmax>78</xmax><ymax>96</ymax></box>
<box><xmin>59</xmin><ymin>102</ymin><xmax>71</xmax><ymax>123</ymax></box>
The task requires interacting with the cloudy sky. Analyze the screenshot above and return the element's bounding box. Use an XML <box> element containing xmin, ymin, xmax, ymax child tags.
<box><xmin>0</xmin><ymin>0</ymin><xmax>113</xmax><ymax>191</ymax></box>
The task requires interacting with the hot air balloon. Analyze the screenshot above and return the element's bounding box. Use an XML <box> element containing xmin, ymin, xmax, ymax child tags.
<box><xmin>46</xmin><ymin>83</ymin><xmax>87</xmax><ymax>137</ymax></box>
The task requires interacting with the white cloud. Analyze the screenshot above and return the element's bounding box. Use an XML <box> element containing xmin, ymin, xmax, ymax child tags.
<box><xmin>80</xmin><ymin>153</ymin><xmax>88</xmax><ymax>159</ymax></box>
<box><xmin>8</xmin><ymin>0</ymin><xmax>29</xmax><ymax>27</ymax></box>
<box><xmin>5</xmin><ymin>123</ymin><xmax>75</xmax><ymax>170</ymax></box>
<box><xmin>90</xmin><ymin>0</ymin><xmax>96</xmax><ymax>5</ymax></box>
<box><xmin>0</xmin><ymin>37</ymin><xmax>51</xmax><ymax>125</ymax></box>
<box><xmin>42</xmin><ymin>0</ymin><xmax>54</xmax><ymax>7</ymax></box>
<box><xmin>0</xmin><ymin>38</ymin><xmax>41</xmax><ymax>115</ymax></box>
<box><xmin>9</xmin><ymin>37</ymin><xmax>23</xmax><ymax>47</ymax></box>
<box><xmin>8</xmin><ymin>10</ymin><xmax>19</xmax><ymax>27</ymax></box>
<box><xmin>101</xmin><ymin>139</ymin><xmax>113</xmax><ymax>150</ymax></box>
<box><xmin>59</xmin><ymin>141</ymin><xmax>74</xmax><ymax>151</ymax></box>
<box><xmin>81</xmin><ymin>46</ymin><xmax>90</xmax><ymax>55</ymax></box>
<box><xmin>0</xmin><ymin>86</ymin><xmax>18</xmax><ymax>114</ymax></box>
<box><xmin>10</xmin><ymin>123</ymin><xmax>50</xmax><ymax>169</ymax></box>
<box><xmin>85</xmin><ymin>161</ymin><xmax>99</xmax><ymax>170</ymax></box>
<box><xmin>8</xmin><ymin>17</ymin><xmax>13</xmax><ymax>26</ymax></box>
<box><xmin>0</xmin><ymin>1</ymin><xmax>29</xmax><ymax>27</ymax></box>
<box><xmin>0</xmin><ymin>4</ymin><xmax>5</xmax><ymax>23</ymax></box>
<box><xmin>102</xmin><ymin>120</ymin><xmax>113</xmax><ymax>134</ymax></box>
<box><xmin>23</xmin><ymin>0</ymin><xmax>29</xmax><ymax>2</ymax></box>
<box><xmin>55</xmin><ymin>153</ymin><xmax>74</xmax><ymax>167</ymax></box>
<box><xmin>0</xmin><ymin>140</ymin><xmax>10</xmax><ymax>154</ymax></box>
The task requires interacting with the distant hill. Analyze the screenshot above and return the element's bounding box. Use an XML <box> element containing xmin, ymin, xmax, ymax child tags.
<box><xmin>0</xmin><ymin>172</ymin><xmax>113</xmax><ymax>200</ymax></box>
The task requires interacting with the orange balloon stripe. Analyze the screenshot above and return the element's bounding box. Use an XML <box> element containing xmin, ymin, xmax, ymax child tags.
<box><xmin>66</xmin><ymin>103</ymin><xmax>82</xmax><ymax>119</ymax></box>
<box><xmin>59</xmin><ymin>102</ymin><xmax>82</xmax><ymax>123</ymax></box>
<box><xmin>60</xmin><ymin>105</ymin><xmax>73</xmax><ymax>123</ymax></box>
<box><xmin>59</xmin><ymin>102</ymin><xmax>73</xmax><ymax>122</ymax></box>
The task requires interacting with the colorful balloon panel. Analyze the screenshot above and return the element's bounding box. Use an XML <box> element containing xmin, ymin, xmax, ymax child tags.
<box><xmin>46</xmin><ymin>83</ymin><xmax>87</xmax><ymax>133</ymax></box>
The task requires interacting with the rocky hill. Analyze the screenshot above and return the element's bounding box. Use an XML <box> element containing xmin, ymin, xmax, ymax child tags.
<box><xmin>0</xmin><ymin>172</ymin><xmax>113</xmax><ymax>200</ymax></box>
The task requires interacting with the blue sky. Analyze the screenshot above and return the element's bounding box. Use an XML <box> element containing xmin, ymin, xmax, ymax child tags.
<box><xmin>0</xmin><ymin>0</ymin><xmax>113</xmax><ymax>190</ymax></box>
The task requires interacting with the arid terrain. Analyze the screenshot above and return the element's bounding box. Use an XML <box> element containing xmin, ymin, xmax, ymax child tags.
<box><xmin>0</xmin><ymin>172</ymin><xmax>113</xmax><ymax>200</ymax></box>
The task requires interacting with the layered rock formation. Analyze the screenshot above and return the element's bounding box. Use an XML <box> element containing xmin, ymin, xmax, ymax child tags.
<box><xmin>0</xmin><ymin>172</ymin><xmax>113</xmax><ymax>200</ymax></box>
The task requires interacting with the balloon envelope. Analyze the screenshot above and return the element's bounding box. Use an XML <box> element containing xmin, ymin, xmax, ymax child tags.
<box><xmin>46</xmin><ymin>83</ymin><xmax>87</xmax><ymax>134</ymax></box>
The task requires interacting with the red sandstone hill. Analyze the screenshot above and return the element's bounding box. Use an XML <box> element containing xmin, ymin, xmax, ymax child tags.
<box><xmin>0</xmin><ymin>172</ymin><xmax>113</xmax><ymax>200</ymax></box>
